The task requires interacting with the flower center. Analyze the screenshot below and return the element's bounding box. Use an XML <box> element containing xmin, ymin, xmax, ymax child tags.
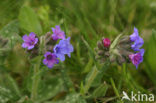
<box><xmin>30</xmin><ymin>41</ymin><xmax>34</xmax><ymax>45</ymax></box>
<box><xmin>47</xmin><ymin>55</ymin><xmax>53</xmax><ymax>60</ymax></box>
<box><xmin>55</xmin><ymin>47</ymin><xmax>60</xmax><ymax>53</ymax></box>
<box><xmin>134</xmin><ymin>54</ymin><xmax>141</xmax><ymax>64</ymax></box>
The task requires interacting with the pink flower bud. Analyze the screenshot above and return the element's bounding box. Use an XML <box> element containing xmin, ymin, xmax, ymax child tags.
<box><xmin>103</xmin><ymin>38</ymin><xmax>111</xmax><ymax>48</ymax></box>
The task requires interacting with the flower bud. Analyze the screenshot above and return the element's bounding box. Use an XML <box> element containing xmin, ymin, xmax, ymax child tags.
<box><xmin>0</xmin><ymin>36</ymin><xmax>8</xmax><ymax>47</ymax></box>
<box><xmin>117</xmin><ymin>56</ymin><xmax>126</xmax><ymax>65</ymax></box>
<box><xmin>104</xmin><ymin>51</ymin><xmax>110</xmax><ymax>57</ymax></box>
<box><xmin>95</xmin><ymin>27</ymin><xmax>144</xmax><ymax>68</ymax></box>
<box><xmin>95</xmin><ymin>38</ymin><xmax>110</xmax><ymax>62</ymax></box>
<box><xmin>97</xmin><ymin>41</ymin><xmax>103</xmax><ymax>49</ymax></box>
<box><xmin>45</xmin><ymin>32</ymin><xmax>56</xmax><ymax>45</ymax></box>
<box><xmin>98</xmin><ymin>50</ymin><xmax>104</xmax><ymax>55</ymax></box>
<box><xmin>44</xmin><ymin>32</ymin><xmax>57</xmax><ymax>52</ymax></box>
<box><xmin>103</xmin><ymin>38</ymin><xmax>111</xmax><ymax>48</ymax></box>
<box><xmin>27</xmin><ymin>45</ymin><xmax>39</xmax><ymax>58</ymax></box>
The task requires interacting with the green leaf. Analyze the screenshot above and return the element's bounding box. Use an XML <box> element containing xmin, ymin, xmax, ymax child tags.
<box><xmin>0</xmin><ymin>20</ymin><xmax>19</xmax><ymax>37</ymax></box>
<box><xmin>146</xmin><ymin>30</ymin><xmax>156</xmax><ymax>69</ymax></box>
<box><xmin>5</xmin><ymin>74</ymin><xmax>21</xmax><ymax>97</ymax></box>
<box><xmin>84</xmin><ymin>66</ymin><xmax>99</xmax><ymax>94</ymax></box>
<box><xmin>85</xmin><ymin>61</ymin><xmax>110</xmax><ymax>88</ymax></box>
<box><xmin>0</xmin><ymin>20</ymin><xmax>21</xmax><ymax>48</ymax></box>
<box><xmin>37</xmin><ymin>5</ymin><xmax>50</xmax><ymax>33</ymax></box>
<box><xmin>62</xmin><ymin>93</ymin><xmax>86</xmax><ymax>103</ymax></box>
<box><xmin>81</xmin><ymin>36</ymin><xmax>95</xmax><ymax>59</ymax></box>
<box><xmin>37</xmin><ymin>76</ymin><xmax>64</xmax><ymax>102</ymax></box>
<box><xmin>91</xmin><ymin>61</ymin><xmax>110</xmax><ymax>87</ymax></box>
<box><xmin>0</xmin><ymin>73</ymin><xmax>21</xmax><ymax>102</ymax></box>
<box><xmin>80</xmin><ymin>82</ymin><xmax>85</xmax><ymax>95</ymax></box>
<box><xmin>145</xmin><ymin>29</ymin><xmax>156</xmax><ymax>86</ymax></box>
<box><xmin>0</xmin><ymin>86</ymin><xmax>13</xmax><ymax>103</ymax></box>
<box><xmin>110</xmin><ymin>78</ymin><xmax>121</xmax><ymax>101</ymax></box>
<box><xmin>30</xmin><ymin>56</ymin><xmax>43</xmax><ymax>64</ymax></box>
<box><xmin>92</xmin><ymin>82</ymin><xmax>108</xmax><ymax>98</ymax></box>
<box><xmin>19</xmin><ymin>6</ymin><xmax>42</xmax><ymax>35</ymax></box>
<box><xmin>110</xmin><ymin>33</ymin><xmax>123</xmax><ymax>50</ymax></box>
<box><xmin>46</xmin><ymin>93</ymin><xmax>86</xmax><ymax>103</ymax></box>
<box><xmin>82</xmin><ymin>57</ymin><xmax>93</xmax><ymax>73</ymax></box>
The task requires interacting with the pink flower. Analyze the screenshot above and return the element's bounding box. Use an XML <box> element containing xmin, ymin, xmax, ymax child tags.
<box><xmin>129</xmin><ymin>49</ymin><xmax>144</xmax><ymax>68</ymax></box>
<box><xmin>103</xmin><ymin>38</ymin><xmax>111</xmax><ymax>48</ymax></box>
<box><xmin>51</xmin><ymin>25</ymin><xmax>65</xmax><ymax>40</ymax></box>
<box><xmin>22</xmin><ymin>32</ymin><xmax>38</xmax><ymax>50</ymax></box>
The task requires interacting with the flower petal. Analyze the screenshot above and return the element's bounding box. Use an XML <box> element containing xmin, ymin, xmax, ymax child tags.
<box><xmin>29</xmin><ymin>32</ymin><xmax>36</xmax><ymax>38</ymax></box>
<box><xmin>22</xmin><ymin>35</ymin><xmax>29</xmax><ymax>41</ymax></box>
<box><xmin>34</xmin><ymin>38</ymin><xmax>38</xmax><ymax>44</ymax></box>
<box><xmin>139</xmin><ymin>49</ymin><xmax>145</xmax><ymax>56</ymax></box>
<box><xmin>44</xmin><ymin>52</ymin><xmax>52</xmax><ymax>57</ymax></box>
<box><xmin>130</xmin><ymin>27</ymin><xmax>139</xmax><ymax>42</ymax></box>
<box><xmin>56</xmin><ymin>53</ymin><xmax>65</xmax><ymax>61</ymax></box>
<box><xmin>43</xmin><ymin>59</ymin><xmax>48</xmax><ymax>65</ymax></box>
<box><xmin>51</xmin><ymin>25</ymin><xmax>65</xmax><ymax>40</ymax></box>
<box><xmin>28</xmin><ymin>45</ymin><xmax>34</xmax><ymax>50</ymax></box>
<box><xmin>22</xmin><ymin>43</ymin><xmax>29</xmax><ymax>48</ymax></box>
<box><xmin>129</xmin><ymin>53</ymin><xmax>143</xmax><ymax>69</ymax></box>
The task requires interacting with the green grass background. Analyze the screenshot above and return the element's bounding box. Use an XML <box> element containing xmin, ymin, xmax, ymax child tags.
<box><xmin>0</xmin><ymin>0</ymin><xmax>156</xmax><ymax>103</ymax></box>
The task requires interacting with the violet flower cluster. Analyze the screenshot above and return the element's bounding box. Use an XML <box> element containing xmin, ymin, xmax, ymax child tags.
<box><xmin>95</xmin><ymin>27</ymin><xmax>145</xmax><ymax>69</ymax></box>
<box><xmin>129</xmin><ymin>27</ymin><xmax>144</xmax><ymax>68</ymax></box>
<box><xmin>22</xmin><ymin>25</ymin><xmax>74</xmax><ymax>69</ymax></box>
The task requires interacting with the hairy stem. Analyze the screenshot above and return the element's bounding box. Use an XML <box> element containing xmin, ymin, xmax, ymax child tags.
<box><xmin>31</xmin><ymin>57</ymin><xmax>41</xmax><ymax>101</ymax></box>
<box><xmin>84</xmin><ymin>66</ymin><xmax>98</xmax><ymax>94</ymax></box>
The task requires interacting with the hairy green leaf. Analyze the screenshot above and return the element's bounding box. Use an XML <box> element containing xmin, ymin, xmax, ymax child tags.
<box><xmin>19</xmin><ymin>6</ymin><xmax>42</xmax><ymax>35</ymax></box>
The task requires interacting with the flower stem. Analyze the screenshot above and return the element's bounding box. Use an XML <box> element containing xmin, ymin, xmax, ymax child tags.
<box><xmin>122</xmin><ymin>63</ymin><xmax>127</xmax><ymax>76</ymax></box>
<box><xmin>31</xmin><ymin>57</ymin><xmax>41</xmax><ymax>101</ymax></box>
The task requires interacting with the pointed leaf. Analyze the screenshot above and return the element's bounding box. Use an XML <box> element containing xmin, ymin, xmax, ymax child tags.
<box><xmin>19</xmin><ymin>6</ymin><xmax>42</xmax><ymax>35</ymax></box>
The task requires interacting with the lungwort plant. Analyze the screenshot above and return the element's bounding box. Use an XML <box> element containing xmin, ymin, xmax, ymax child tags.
<box><xmin>95</xmin><ymin>27</ymin><xmax>144</xmax><ymax>69</ymax></box>
<box><xmin>21</xmin><ymin>25</ymin><xmax>74</xmax><ymax>102</ymax></box>
<box><xmin>0</xmin><ymin>1</ymin><xmax>156</xmax><ymax>102</ymax></box>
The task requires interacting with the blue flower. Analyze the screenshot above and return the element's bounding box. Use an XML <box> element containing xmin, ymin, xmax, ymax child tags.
<box><xmin>131</xmin><ymin>37</ymin><xmax>144</xmax><ymax>51</ymax></box>
<box><xmin>130</xmin><ymin>27</ymin><xmax>144</xmax><ymax>51</ymax></box>
<box><xmin>130</xmin><ymin>27</ymin><xmax>139</xmax><ymax>42</ymax></box>
<box><xmin>139</xmin><ymin>49</ymin><xmax>145</xmax><ymax>56</ymax></box>
<box><xmin>53</xmin><ymin>37</ymin><xmax>74</xmax><ymax>61</ymax></box>
<box><xmin>129</xmin><ymin>27</ymin><xmax>145</xmax><ymax>68</ymax></box>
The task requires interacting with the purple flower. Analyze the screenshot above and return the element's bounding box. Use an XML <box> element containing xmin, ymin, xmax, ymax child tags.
<box><xmin>129</xmin><ymin>49</ymin><xmax>144</xmax><ymax>68</ymax></box>
<box><xmin>22</xmin><ymin>32</ymin><xmax>38</xmax><ymax>50</ymax></box>
<box><xmin>52</xmin><ymin>25</ymin><xmax>65</xmax><ymax>40</ymax></box>
<box><xmin>43</xmin><ymin>52</ymin><xmax>59</xmax><ymax>68</ymax></box>
<box><xmin>130</xmin><ymin>27</ymin><xmax>139</xmax><ymax>42</ymax></box>
<box><xmin>53</xmin><ymin>37</ymin><xmax>74</xmax><ymax>61</ymax></box>
<box><xmin>131</xmin><ymin>37</ymin><xmax>144</xmax><ymax>51</ymax></box>
<box><xmin>130</xmin><ymin>27</ymin><xmax>144</xmax><ymax>51</ymax></box>
<box><xmin>139</xmin><ymin>49</ymin><xmax>145</xmax><ymax>56</ymax></box>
